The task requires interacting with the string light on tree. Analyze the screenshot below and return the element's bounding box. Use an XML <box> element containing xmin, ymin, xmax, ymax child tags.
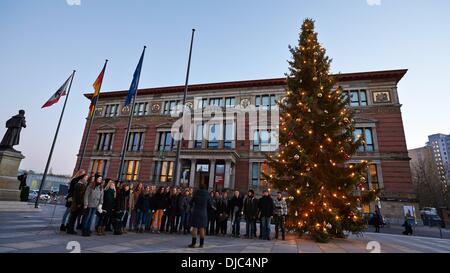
<box><xmin>264</xmin><ymin>18</ymin><xmax>376</xmax><ymax>243</ymax></box>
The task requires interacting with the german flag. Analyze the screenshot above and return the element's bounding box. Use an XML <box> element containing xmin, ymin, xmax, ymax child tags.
<box><xmin>89</xmin><ymin>60</ymin><xmax>108</xmax><ymax>117</ymax></box>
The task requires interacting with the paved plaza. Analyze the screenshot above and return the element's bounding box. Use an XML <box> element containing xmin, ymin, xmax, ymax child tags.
<box><xmin>0</xmin><ymin>204</ymin><xmax>449</xmax><ymax>253</ymax></box>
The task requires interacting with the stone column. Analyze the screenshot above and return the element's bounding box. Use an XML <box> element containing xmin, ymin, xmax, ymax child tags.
<box><xmin>0</xmin><ymin>150</ymin><xmax>25</xmax><ymax>201</ymax></box>
<box><xmin>224</xmin><ymin>160</ymin><xmax>231</xmax><ymax>189</ymax></box>
<box><xmin>189</xmin><ymin>159</ymin><xmax>196</xmax><ymax>188</ymax></box>
<box><xmin>208</xmin><ymin>159</ymin><xmax>215</xmax><ymax>190</ymax></box>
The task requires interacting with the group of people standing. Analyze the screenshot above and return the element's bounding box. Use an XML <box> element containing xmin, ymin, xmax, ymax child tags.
<box><xmin>59</xmin><ymin>170</ymin><xmax>289</xmax><ymax>247</ymax></box>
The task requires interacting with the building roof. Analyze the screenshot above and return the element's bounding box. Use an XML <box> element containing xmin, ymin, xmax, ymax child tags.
<box><xmin>84</xmin><ymin>69</ymin><xmax>407</xmax><ymax>99</ymax></box>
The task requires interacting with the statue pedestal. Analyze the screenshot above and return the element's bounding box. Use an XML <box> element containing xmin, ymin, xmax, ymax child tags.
<box><xmin>0</xmin><ymin>149</ymin><xmax>24</xmax><ymax>201</ymax></box>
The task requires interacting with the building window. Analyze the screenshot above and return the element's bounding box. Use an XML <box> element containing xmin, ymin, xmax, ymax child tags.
<box><xmin>345</xmin><ymin>90</ymin><xmax>367</xmax><ymax>107</ymax></box>
<box><xmin>133</xmin><ymin>102</ymin><xmax>148</xmax><ymax>116</ymax></box>
<box><xmin>224</xmin><ymin>121</ymin><xmax>235</xmax><ymax>149</ymax></box>
<box><xmin>196</xmin><ymin>98</ymin><xmax>209</xmax><ymax>109</ymax></box>
<box><xmin>163</xmin><ymin>100</ymin><xmax>180</xmax><ymax>115</ymax></box>
<box><xmin>154</xmin><ymin>161</ymin><xmax>173</xmax><ymax>183</ymax></box>
<box><xmin>127</xmin><ymin>132</ymin><xmax>144</xmax><ymax>152</ymax></box>
<box><xmin>253</xmin><ymin>129</ymin><xmax>278</xmax><ymax>151</ymax></box>
<box><xmin>195</xmin><ymin>124</ymin><xmax>203</xmax><ymax>148</ymax></box>
<box><xmin>225</xmin><ymin>97</ymin><xmax>235</xmax><ymax>108</ymax></box>
<box><xmin>255</xmin><ymin>95</ymin><xmax>276</xmax><ymax>108</ymax></box>
<box><xmin>251</xmin><ymin>161</ymin><xmax>270</xmax><ymax>187</ymax></box>
<box><xmin>369</xmin><ymin>164</ymin><xmax>379</xmax><ymax>190</ymax></box>
<box><xmin>91</xmin><ymin>159</ymin><xmax>108</xmax><ymax>177</ymax></box>
<box><xmin>104</xmin><ymin>104</ymin><xmax>119</xmax><ymax>117</ymax></box>
<box><xmin>96</xmin><ymin>133</ymin><xmax>113</xmax><ymax>151</ymax></box>
<box><xmin>209</xmin><ymin>98</ymin><xmax>224</xmax><ymax>107</ymax></box>
<box><xmin>123</xmin><ymin>160</ymin><xmax>139</xmax><ymax>181</ymax></box>
<box><xmin>158</xmin><ymin>131</ymin><xmax>175</xmax><ymax>151</ymax></box>
<box><xmin>208</xmin><ymin>124</ymin><xmax>220</xmax><ymax>148</ymax></box>
<box><xmin>354</xmin><ymin>128</ymin><xmax>374</xmax><ymax>152</ymax></box>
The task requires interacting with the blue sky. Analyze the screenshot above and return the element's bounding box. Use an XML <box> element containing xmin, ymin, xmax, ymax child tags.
<box><xmin>1</xmin><ymin>0</ymin><xmax>449</xmax><ymax>175</ymax></box>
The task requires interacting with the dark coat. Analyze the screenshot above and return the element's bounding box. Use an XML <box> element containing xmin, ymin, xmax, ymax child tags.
<box><xmin>243</xmin><ymin>196</ymin><xmax>258</xmax><ymax>220</ymax></box>
<box><xmin>216</xmin><ymin>197</ymin><xmax>229</xmax><ymax>221</ymax></box>
<box><xmin>149</xmin><ymin>193</ymin><xmax>156</xmax><ymax>211</ymax></box>
<box><xmin>115</xmin><ymin>189</ymin><xmax>130</xmax><ymax>212</ymax></box>
<box><xmin>229</xmin><ymin>196</ymin><xmax>243</xmax><ymax>218</ymax></box>
<box><xmin>258</xmin><ymin>195</ymin><xmax>274</xmax><ymax>218</ymax></box>
<box><xmin>18</xmin><ymin>174</ymin><xmax>27</xmax><ymax>190</ymax></box>
<box><xmin>136</xmin><ymin>193</ymin><xmax>151</xmax><ymax>212</ymax></box>
<box><xmin>168</xmin><ymin>194</ymin><xmax>178</xmax><ymax>216</ymax></box>
<box><xmin>207</xmin><ymin>196</ymin><xmax>217</xmax><ymax>217</ymax></box>
<box><xmin>190</xmin><ymin>189</ymin><xmax>209</xmax><ymax>228</ymax></box>
<box><xmin>153</xmin><ymin>192</ymin><xmax>165</xmax><ymax>210</ymax></box>
<box><xmin>102</xmin><ymin>188</ymin><xmax>116</xmax><ymax>212</ymax></box>
<box><xmin>178</xmin><ymin>195</ymin><xmax>191</xmax><ymax>213</ymax></box>
<box><xmin>65</xmin><ymin>176</ymin><xmax>82</xmax><ymax>208</ymax></box>
<box><xmin>162</xmin><ymin>192</ymin><xmax>170</xmax><ymax>210</ymax></box>
<box><xmin>70</xmin><ymin>181</ymin><xmax>86</xmax><ymax>212</ymax></box>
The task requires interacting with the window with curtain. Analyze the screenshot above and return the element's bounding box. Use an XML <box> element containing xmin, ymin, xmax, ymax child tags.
<box><xmin>124</xmin><ymin>160</ymin><xmax>139</xmax><ymax>181</ymax></box>
<box><xmin>91</xmin><ymin>159</ymin><xmax>108</xmax><ymax>177</ymax></box>
<box><xmin>369</xmin><ymin>164</ymin><xmax>379</xmax><ymax>190</ymax></box>
<box><xmin>155</xmin><ymin>161</ymin><xmax>173</xmax><ymax>183</ymax></box>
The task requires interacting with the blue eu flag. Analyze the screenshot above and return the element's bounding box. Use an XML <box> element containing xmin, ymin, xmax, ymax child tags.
<box><xmin>124</xmin><ymin>46</ymin><xmax>146</xmax><ymax>107</ymax></box>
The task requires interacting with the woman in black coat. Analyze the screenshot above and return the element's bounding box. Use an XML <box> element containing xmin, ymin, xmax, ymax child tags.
<box><xmin>188</xmin><ymin>182</ymin><xmax>209</xmax><ymax>248</ymax></box>
<box><xmin>60</xmin><ymin>169</ymin><xmax>86</xmax><ymax>231</ymax></box>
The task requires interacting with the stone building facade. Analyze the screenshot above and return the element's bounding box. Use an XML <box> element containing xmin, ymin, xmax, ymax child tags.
<box><xmin>76</xmin><ymin>69</ymin><xmax>416</xmax><ymax>222</ymax></box>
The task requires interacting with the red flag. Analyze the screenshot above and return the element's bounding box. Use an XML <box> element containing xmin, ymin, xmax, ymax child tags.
<box><xmin>42</xmin><ymin>74</ymin><xmax>73</xmax><ymax>108</ymax></box>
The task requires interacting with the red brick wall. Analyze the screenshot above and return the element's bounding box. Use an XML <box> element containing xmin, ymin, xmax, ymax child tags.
<box><xmin>357</xmin><ymin>107</ymin><xmax>413</xmax><ymax>196</ymax></box>
<box><xmin>234</xmin><ymin>159</ymin><xmax>249</xmax><ymax>191</ymax></box>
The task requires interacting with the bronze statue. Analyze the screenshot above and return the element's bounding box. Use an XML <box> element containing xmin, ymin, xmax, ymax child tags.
<box><xmin>0</xmin><ymin>110</ymin><xmax>26</xmax><ymax>151</ymax></box>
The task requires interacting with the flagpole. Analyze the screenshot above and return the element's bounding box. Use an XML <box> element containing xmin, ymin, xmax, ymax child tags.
<box><xmin>77</xmin><ymin>59</ymin><xmax>108</xmax><ymax>171</ymax></box>
<box><xmin>35</xmin><ymin>70</ymin><xmax>76</xmax><ymax>208</ymax></box>
<box><xmin>117</xmin><ymin>46</ymin><xmax>146</xmax><ymax>181</ymax></box>
<box><xmin>173</xmin><ymin>29</ymin><xmax>195</xmax><ymax>187</ymax></box>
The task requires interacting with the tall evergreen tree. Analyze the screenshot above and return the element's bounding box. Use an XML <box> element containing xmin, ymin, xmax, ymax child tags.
<box><xmin>266</xmin><ymin>19</ymin><xmax>376</xmax><ymax>242</ymax></box>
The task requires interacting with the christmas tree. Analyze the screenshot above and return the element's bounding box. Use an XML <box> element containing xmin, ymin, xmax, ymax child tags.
<box><xmin>266</xmin><ymin>19</ymin><xmax>376</xmax><ymax>242</ymax></box>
